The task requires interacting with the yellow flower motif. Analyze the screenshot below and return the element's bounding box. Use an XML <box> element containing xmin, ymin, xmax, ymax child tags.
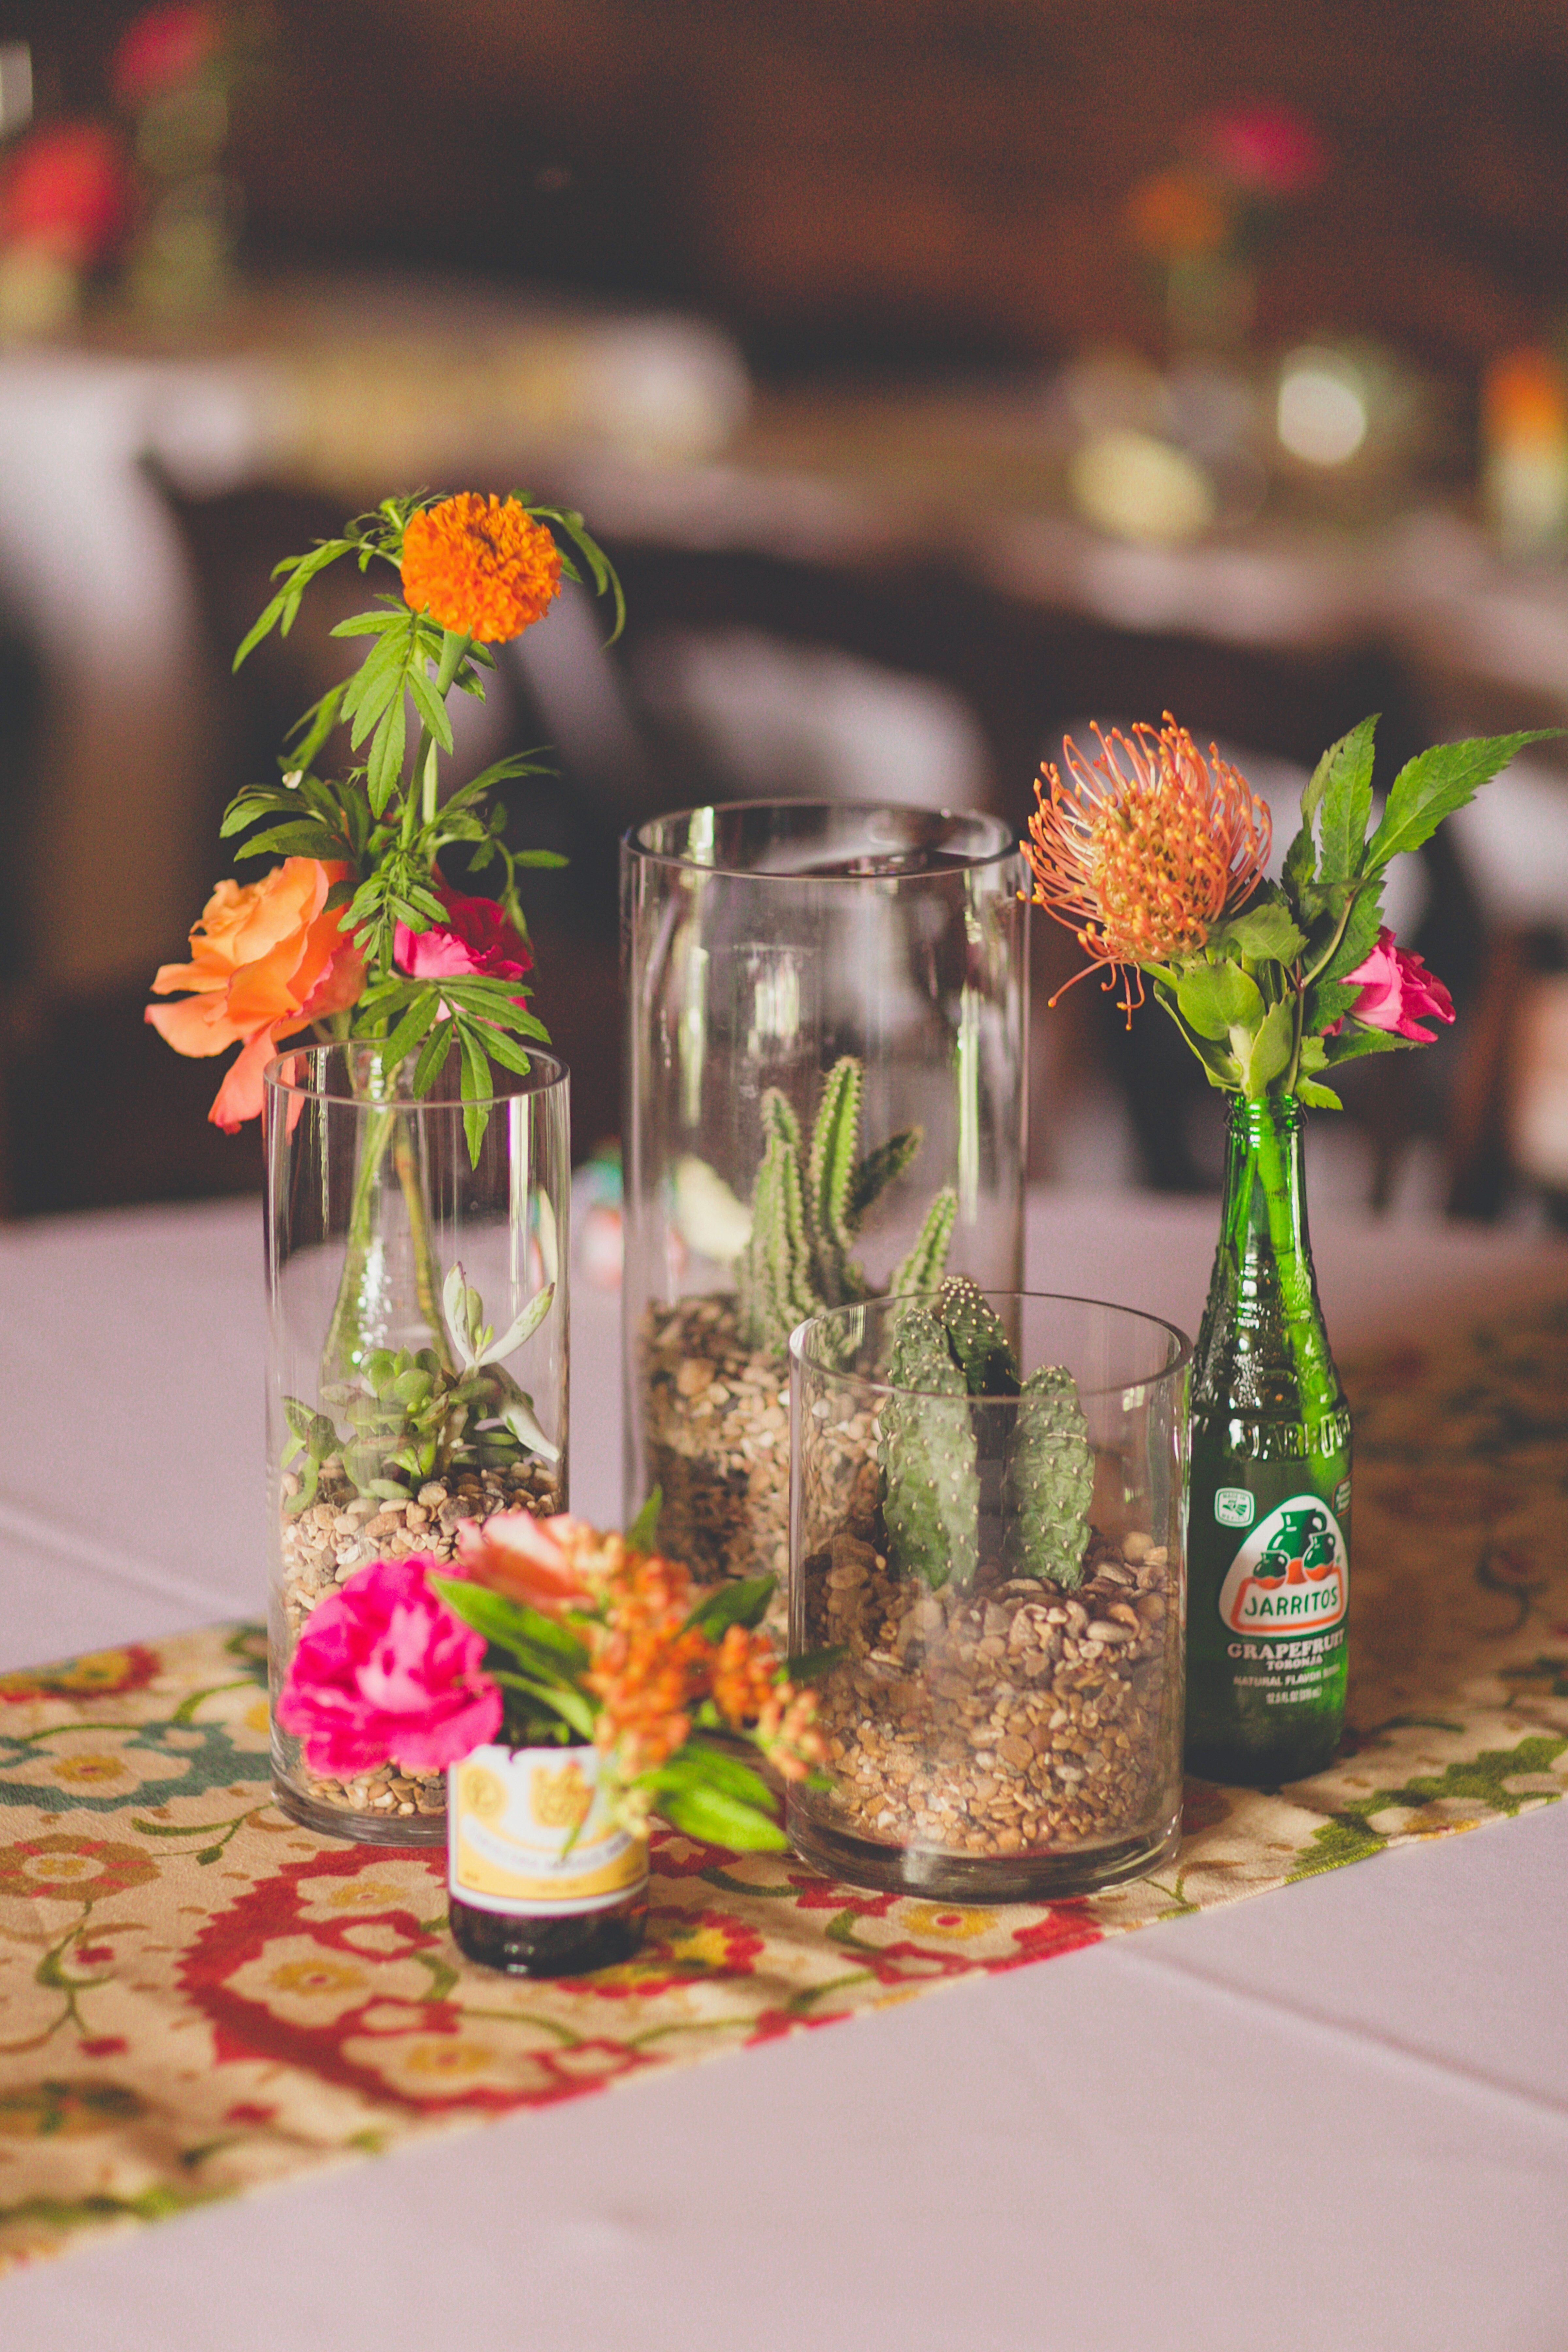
<box><xmin>266</xmin><ymin>1958</ymin><xmax>370</xmax><ymax>1999</ymax></box>
<box><xmin>900</xmin><ymin>1903</ymin><xmax>1001</xmax><ymax>1940</ymax></box>
<box><xmin>48</xmin><ymin>1752</ymin><xmax>131</xmax><ymax>1788</ymax></box>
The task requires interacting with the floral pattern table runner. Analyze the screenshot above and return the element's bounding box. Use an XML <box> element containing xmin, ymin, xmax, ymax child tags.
<box><xmin>2</xmin><ymin>1297</ymin><xmax>1565</xmax><ymax>2275</ymax></box>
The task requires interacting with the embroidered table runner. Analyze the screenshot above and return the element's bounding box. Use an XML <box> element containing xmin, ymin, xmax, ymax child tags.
<box><xmin>2</xmin><ymin>1298</ymin><xmax>1565</xmax><ymax>2275</ymax></box>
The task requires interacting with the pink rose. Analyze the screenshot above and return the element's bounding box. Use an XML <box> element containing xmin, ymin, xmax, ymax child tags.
<box><xmin>274</xmin><ymin>1555</ymin><xmax>500</xmax><ymax>1777</ymax></box>
<box><xmin>394</xmin><ymin>888</ymin><xmax>533</xmax><ymax>992</ymax></box>
<box><xmin>1339</xmin><ymin>928</ymin><xmax>1456</xmax><ymax>1043</ymax></box>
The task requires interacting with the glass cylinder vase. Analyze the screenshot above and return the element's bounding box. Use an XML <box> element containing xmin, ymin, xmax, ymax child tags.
<box><xmin>264</xmin><ymin>1044</ymin><xmax>570</xmax><ymax>1844</ymax></box>
<box><xmin>622</xmin><ymin>802</ymin><xmax>1028</xmax><ymax>1621</ymax></box>
<box><xmin>788</xmin><ymin>1292</ymin><xmax>1189</xmax><ymax>1900</ymax></box>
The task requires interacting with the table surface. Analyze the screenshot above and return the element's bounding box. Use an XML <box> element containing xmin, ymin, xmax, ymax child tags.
<box><xmin>2</xmin><ymin>1189</ymin><xmax>1566</xmax><ymax>2350</ymax></box>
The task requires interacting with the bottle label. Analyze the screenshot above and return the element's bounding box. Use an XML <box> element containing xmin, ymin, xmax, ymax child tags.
<box><xmin>448</xmin><ymin>1744</ymin><xmax>649</xmax><ymax>1919</ymax></box>
<box><xmin>1216</xmin><ymin>1495</ymin><xmax>1348</xmax><ymax>1641</ymax></box>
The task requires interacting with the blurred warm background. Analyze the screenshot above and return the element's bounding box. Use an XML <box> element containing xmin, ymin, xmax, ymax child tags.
<box><xmin>3</xmin><ymin>0</ymin><xmax>1568</xmax><ymax>1219</ymax></box>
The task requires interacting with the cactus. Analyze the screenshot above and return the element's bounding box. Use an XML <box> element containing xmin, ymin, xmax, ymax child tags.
<box><xmin>876</xmin><ymin>1281</ymin><xmax>1093</xmax><ymax>1592</ymax></box>
<box><xmin>878</xmin><ymin>1303</ymin><xmax>979</xmax><ymax>1590</ymax></box>
<box><xmin>734</xmin><ymin>1056</ymin><xmax>956</xmax><ymax>1359</ymax></box>
<box><xmin>1004</xmin><ymin>1365</ymin><xmax>1094</xmax><ymax>1587</ymax></box>
<box><xmin>937</xmin><ymin>1276</ymin><xmax>1020</xmax><ymax>1397</ymax></box>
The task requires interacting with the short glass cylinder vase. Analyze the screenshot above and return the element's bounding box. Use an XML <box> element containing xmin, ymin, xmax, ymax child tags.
<box><xmin>447</xmin><ymin>1742</ymin><xmax>648</xmax><ymax>1976</ymax></box>
<box><xmin>264</xmin><ymin>1045</ymin><xmax>570</xmax><ymax>1845</ymax></box>
<box><xmin>788</xmin><ymin>1292</ymin><xmax>1190</xmax><ymax>1900</ymax></box>
<box><xmin>622</xmin><ymin>802</ymin><xmax>1028</xmax><ymax>1623</ymax></box>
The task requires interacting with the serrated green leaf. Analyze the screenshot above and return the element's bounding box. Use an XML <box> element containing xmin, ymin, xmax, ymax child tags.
<box><xmin>413</xmin><ymin>1020</ymin><xmax>455</xmax><ymax>1095</ymax></box>
<box><xmin>1320</xmin><ymin>883</ymin><xmax>1384</xmax><ymax>984</ymax></box>
<box><xmin>1322</xmin><ymin>1024</ymin><xmax>1415</xmax><ymax>1066</ymax></box>
<box><xmin>1177</xmin><ymin>962</ymin><xmax>1264</xmax><ymax>1041</ymax></box>
<box><xmin>366</xmin><ymin>698</ymin><xmax>407</xmax><ymax>816</ymax></box>
<box><xmin>1365</xmin><ymin>731</ymin><xmax>1554</xmax><ymax>872</ymax></box>
<box><xmin>406</xmin><ymin>662</ymin><xmax>455</xmax><ymax>753</ymax></box>
<box><xmin>1314</xmin><ymin>717</ymin><xmax>1378</xmax><ymax>885</ymax></box>
<box><xmin>458</xmin><ymin>1025</ymin><xmax>492</xmax><ymax>1164</ymax></box>
<box><xmin>230</xmin><ymin>822</ymin><xmax>344</xmax><ymax>863</ymax></box>
<box><xmin>1281</xmin><ymin>821</ymin><xmax>1316</xmax><ymax>900</ymax></box>
<box><xmin>379</xmin><ymin>988</ymin><xmax>438</xmax><ymax>1073</ymax></box>
<box><xmin>1294</xmin><ymin>1077</ymin><xmax>1344</xmax><ymax>1109</ymax></box>
<box><xmin>1216</xmin><ymin>895</ymin><xmax>1308</xmax><ymax>964</ymax></box>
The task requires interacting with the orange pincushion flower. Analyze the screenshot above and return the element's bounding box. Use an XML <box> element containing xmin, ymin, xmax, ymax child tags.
<box><xmin>1022</xmin><ymin>714</ymin><xmax>1271</xmax><ymax>1017</ymax></box>
<box><xmin>400</xmin><ymin>493</ymin><xmax>562</xmax><ymax>644</ymax></box>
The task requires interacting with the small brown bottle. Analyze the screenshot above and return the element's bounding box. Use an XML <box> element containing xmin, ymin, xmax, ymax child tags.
<box><xmin>446</xmin><ymin>1742</ymin><xmax>649</xmax><ymax>1977</ymax></box>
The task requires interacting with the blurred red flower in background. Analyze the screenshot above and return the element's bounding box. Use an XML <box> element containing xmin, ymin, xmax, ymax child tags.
<box><xmin>1</xmin><ymin>125</ymin><xmax>125</xmax><ymax>264</ymax></box>
<box><xmin>113</xmin><ymin>5</ymin><xmax>221</xmax><ymax>107</ymax></box>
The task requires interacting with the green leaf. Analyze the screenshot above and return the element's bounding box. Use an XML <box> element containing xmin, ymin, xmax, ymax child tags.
<box><xmin>458</xmin><ymin>1024</ymin><xmax>493</xmax><ymax>1164</ymax></box>
<box><xmin>1294</xmin><ymin>1077</ymin><xmax>1344</xmax><ymax>1109</ymax></box>
<box><xmin>1314</xmin><ymin>716</ymin><xmax>1378</xmax><ymax>885</ymax></box>
<box><xmin>366</xmin><ymin>697</ymin><xmax>407</xmax><ymax>816</ymax></box>
<box><xmin>412</xmin><ymin>1019</ymin><xmax>455</xmax><ymax>1095</ymax></box>
<box><xmin>229</xmin><ymin>822</ymin><xmax>344</xmax><ymax>863</ymax></box>
<box><xmin>1365</xmin><ymin>731</ymin><xmax>1554</xmax><ymax>872</ymax></box>
<box><xmin>406</xmin><ymin>661</ymin><xmax>455</xmax><ymax>754</ymax></box>
<box><xmin>786</xmin><ymin>1643</ymin><xmax>848</xmax><ymax>1683</ymax></box>
<box><xmin>683</xmin><ymin>1575</ymin><xmax>776</xmax><ymax>1639</ymax></box>
<box><xmin>1281</xmin><ymin>821</ymin><xmax>1316</xmax><ymax>901</ymax></box>
<box><xmin>626</xmin><ymin>1488</ymin><xmax>662</xmax><ymax>1549</ymax></box>
<box><xmin>427</xmin><ymin>1576</ymin><xmax>588</xmax><ymax>1672</ymax></box>
<box><xmin>1322</xmin><ymin>1024</ymin><xmax>1415</xmax><ymax>1066</ymax></box>
<box><xmin>487</xmin><ymin>1670</ymin><xmax>596</xmax><ymax>1741</ymax></box>
<box><xmin>1319</xmin><ymin>882</ymin><xmax>1384</xmax><ymax>984</ymax></box>
<box><xmin>1176</xmin><ymin>962</ymin><xmax>1264</xmax><ymax>1042</ymax></box>
<box><xmin>1215</xmin><ymin>894</ymin><xmax>1308</xmax><ymax>964</ymax></box>
<box><xmin>379</xmin><ymin>988</ymin><xmax>438</xmax><ymax>1075</ymax></box>
<box><xmin>647</xmin><ymin>1739</ymin><xmax>777</xmax><ymax>1810</ymax></box>
<box><xmin>1238</xmin><ymin>997</ymin><xmax>1294</xmax><ymax>1097</ymax></box>
<box><xmin>654</xmin><ymin>1781</ymin><xmax>787</xmax><ymax>1851</ymax></box>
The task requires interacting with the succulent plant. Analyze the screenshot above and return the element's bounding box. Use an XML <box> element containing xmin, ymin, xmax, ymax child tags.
<box><xmin>734</xmin><ymin>1055</ymin><xmax>956</xmax><ymax>1360</ymax></box>
<box><xmin>878</xmin><ymin>1302</ymin><xmax>979</xmax><ymax>1591</ymax></box>
<box><xmin>282</xmin><ymin>1265</ymin><xmax>556</xmax><ymax>1514</ymax></box>
<box><xmin>1003</xmin><ymin>1365</ymin><xmax>1094</xmax><ymax>1588</ymax></box>
<box><xmin>876</xmin><ymin>1279</ymin><xmax>1093</xmax><ymax>1592</ymax></box>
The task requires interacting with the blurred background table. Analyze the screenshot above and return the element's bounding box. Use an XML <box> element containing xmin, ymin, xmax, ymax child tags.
<box><xmin>1</xmin><ymin>1186</ymin><xmax>1565</xmax><ymax>2350</ymax></box>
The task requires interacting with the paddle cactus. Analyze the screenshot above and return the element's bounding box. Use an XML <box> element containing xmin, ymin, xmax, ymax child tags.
<box><xmin>878</xmin><ymin>1302</ymin><xmax>980</xmax><ymax>1591</ymax></box>
<box><xmin>734</xmin><ymin>1056</ymin><xmax>956</xmax><ymax>1360</ymax></box>
<box><xmin>1004</xmin><ymin>1364</ymin><xmax>1094</xmax><ymax>1588</ymax></box>
<box><xmin>877</xmin><ymin>1280</ymin><xmax>1093</xmax><ymax>1592</ymax></box>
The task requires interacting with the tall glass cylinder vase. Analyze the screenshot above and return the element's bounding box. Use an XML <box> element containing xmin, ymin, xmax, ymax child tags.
<box><xmin>622</xmin><ymin>803</ymin><xmax>1028</xmax><ymax>1615</ymax></box>
<box><xmin>264</xmin><ymin>1044</ymin><xmax>570</xmax><ymax>1844</ymax></box>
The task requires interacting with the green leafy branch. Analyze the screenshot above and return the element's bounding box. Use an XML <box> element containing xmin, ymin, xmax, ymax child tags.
<box><xmin>1151</xmin><ymin>717</ymin><xmax>1553</xmax><ymax>1107</ymax></box>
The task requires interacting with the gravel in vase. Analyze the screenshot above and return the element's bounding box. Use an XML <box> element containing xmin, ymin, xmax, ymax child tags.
<box><xmin>802</xmin><ymin>1467</ymin><xmax>1178</xmax><ymax>1859</ymax></box>
<box><xmin>274</xmin><ymin>1457</ymin><xmax>561</xmax><ymax>1824</ymax></box>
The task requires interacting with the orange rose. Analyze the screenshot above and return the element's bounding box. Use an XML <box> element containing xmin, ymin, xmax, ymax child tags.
<box><xmin>145</xmin><ymin>858</ymin><xmax>364</xmax><ymax>1130</ymax></box>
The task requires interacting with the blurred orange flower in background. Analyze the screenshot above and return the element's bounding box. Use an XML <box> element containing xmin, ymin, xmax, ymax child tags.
<box><xmin>145</xmin><ymin>857</ymin><xmax>364</xmax><ymax>1129</ymax></box>
<box><xmin>401</xmin><ymin>493</ymin><xmax>562</xmax><ymax>644</ymax></box>
<box><xmin>1124</xmin><ymin>167</ymin><xmax>1229</xmax><ymax>261</ymax></box>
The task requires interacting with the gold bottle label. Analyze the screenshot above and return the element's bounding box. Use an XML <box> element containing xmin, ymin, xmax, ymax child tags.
<box><xmin>447</xmin><ymin>1744</ymin><xmax>648</xmax><ymax>1918</ymax></box>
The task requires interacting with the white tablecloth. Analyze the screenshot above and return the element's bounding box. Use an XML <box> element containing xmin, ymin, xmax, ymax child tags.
<box><xmin>2</xmin><ymin>1190</ymin><xmax>1566</xmax><ymax>2348</ymax></box>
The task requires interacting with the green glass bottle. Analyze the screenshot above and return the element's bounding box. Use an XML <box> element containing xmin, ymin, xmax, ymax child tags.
<box><xmin>1186</xmin><ymin>1094</ymin><xmax>1351</xmax><ymax>1786</ymax></box>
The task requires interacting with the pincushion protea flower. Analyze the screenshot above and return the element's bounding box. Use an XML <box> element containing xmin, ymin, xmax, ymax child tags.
<box><xmin>1023</xmin><ymin>713</ymin><xmax>1271</xmax><ymax>1015</ymax></box>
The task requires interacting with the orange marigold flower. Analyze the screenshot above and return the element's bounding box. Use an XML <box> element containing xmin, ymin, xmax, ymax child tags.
<box><xmin>1021</xmin><ymin>713</ymin><xmax>1271</xmax><ymax>1018</ymax></box>
<box><xmin>400</xmin><ymin>493</ymin><xmax>562</xmax><ymax>644</ymax></box>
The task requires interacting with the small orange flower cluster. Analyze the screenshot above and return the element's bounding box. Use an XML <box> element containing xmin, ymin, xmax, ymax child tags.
<box><xmin>582</xmin><ymin>1540</ymin><xmax>715</xmax><ymax>1780</ymax></box>
<box><xmin>401</xmin><ymin>492</ymin><xmax>562</xmax><ymax>645</ymax></box>
<box><xmin>712</xmin><ymin>1625</ymin><xmax>825</xmax><ymax>1782</ymax></box>
<box><xmin>1022</xmin><ymin>713</ymin><xmax>1271</xmax><ymax>1018</ymax></box>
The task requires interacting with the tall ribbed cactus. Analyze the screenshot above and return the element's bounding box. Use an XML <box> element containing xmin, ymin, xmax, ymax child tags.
<box><xmin>734</xmin><ymin>1056</ymin><xmax>956</xmax><ymax>1359</ymax></box>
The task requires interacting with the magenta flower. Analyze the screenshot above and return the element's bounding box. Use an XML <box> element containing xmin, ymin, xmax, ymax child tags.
<box><xmin>1200</xmin><ymin>104</ymin><xmax>1328</xmax><ymax>197</ymax></box>
<box><xmin>1340</xmin><ymin>928</ymin><xmax>1456</xmax><ymax>1043</ymax></box>
<box><xmin>274</xmin><ymin>1555</ymin><xmax>500</xmax><ymax>1778</ymax></box>
<box><xmin>394</xmin><ymin>887</ymin><xmax>533</xmax><ymax>991</ymax></box>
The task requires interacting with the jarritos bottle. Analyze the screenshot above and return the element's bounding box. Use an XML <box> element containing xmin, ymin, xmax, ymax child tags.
<box><xmin>447</xmin><ymin>1740</ymin><xmax>648</xmax><ymax>1976</ymax></box>
<box><xmin>1186</xmin><ymin>1094</ymin><xmax>1351</xmax><ymax>1785</ymax></box>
